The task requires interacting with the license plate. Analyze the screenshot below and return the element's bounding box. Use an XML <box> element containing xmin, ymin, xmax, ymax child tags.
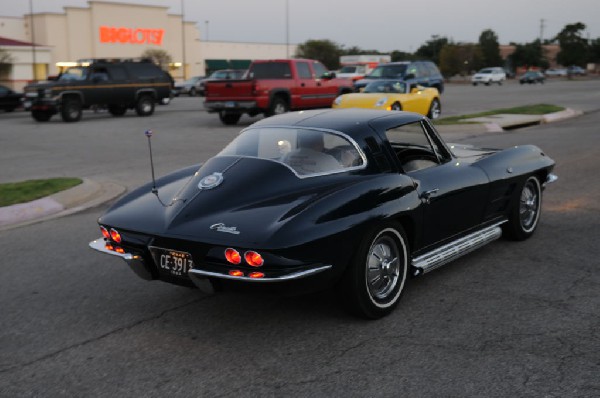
<box><xmin>225</xmin><ymin>101</ymin><xmax>236</xmax><ymax>108</ymax></box>
<box><xmin>149</xmin><ymin>247</ymin><xmax>193</xmax><ymax>277</ymax></box>
<box><xmin>24</xmin><ymin>101</ymin><xmax>32</xmax><ymax>108</ymax></box>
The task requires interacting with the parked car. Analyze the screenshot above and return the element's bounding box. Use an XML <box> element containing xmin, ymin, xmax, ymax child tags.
<box><xmin>0</xmin><ymin>85</ymin><xmax>23</xmax><ymax>112</ymax></box>
<box><xmin>197</xmin><ymin>69</ymin><xmax>246</xmax><ymax>96</ymax></box>
<box><xmin>204</xmin><ymin>59</ymin><xmax>353</xmax><ymax>125</ymax></box>
<box><xmin>519</xmin><ymin>71</ymin><xmax>545</xmax><ymax>84</ymax></box>
<box><xmin>354</xmin><ymin>61</ymin><xmax>445</xmax><ymax>94</ymax></box>
<box><xmin>23</xmin><ymin>59</ymin><xmax>173</xmax><ymax>122</ymax></box>
<box><xmin>544</xmin><ymin>68</ymin><xmax>567</xmax><ymax>77</ymax></box>
<box><xmin>336</xmin><ymin>64</ymin><xmax>369</xmax><ymax>81</ymax></box>
<box><xmin>174</xmin><ymin>76</ymin><xmax>204</xmax><ymax>96</ymax></box>
<box><xmin>332</xmin><ymin>79</ymin><xmax>441</xmax><ymax>119</ymax></box>
<box><xmin>471</xmin><ymin>67</ymin><xmax>506</xmax><ymax>86</ymax></box>
<box><xmin>89</xmin><ymin>109</ymin><xmax>556</xmax><ymax>319</ymax></box>
<box><xmin>567</xmin><ymin>65</ymin><xmax>586</xmax><ymax>76</ymax></box>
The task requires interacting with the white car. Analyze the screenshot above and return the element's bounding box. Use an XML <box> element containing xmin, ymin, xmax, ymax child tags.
<box><xmin>471</xmin><ymin>67</ymin><xmax>506</xmax><ymax>86</ymax></box>
<box><xmin>545</xmin><ymin>68</ymin><xmax>567</xmax><ymax>77</ymax></box>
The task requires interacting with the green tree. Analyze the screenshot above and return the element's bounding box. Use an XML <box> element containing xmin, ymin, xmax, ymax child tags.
<box><xmin>509</xmin><ymin>40</ymin><xmax>549</xmax><ymax>69</ymax></box>
<box><xmin>554</xmin><ymin>22</ymin><xmax>589</xmax><ymax>66</ymax></box>
<box><xmin>140</xmin><ymin>48</ymin><xmax>172</xmax><ymax>71</ymax></box>
<box><xmin>0</xmin><ymin>48</ymin><xmax>12</xmax><ymax>78</ymax></box>
<box><xmin>415</xmin><ymin>35</ymin><xmax>449</xmax><ymax>65</ymax></box>
<box><xmin>588</xmin><ymin>38</ymin><xmax>600</xmax><ymax>63</ymax></box>
<box><xmin>295</xmin><ymin>39</ymin><xmax>343</xmax><ymax>70</ymax></box>
<box><xmin>390</xmin><ymin>50</ymin><xmax>415</xmax><ymax>62</ymax></box>
<box><xmin>439</xmin><ymin>43</ymin><xmax>483</xmax><ymax>77</ymax></box>
<box><xmin>478</xmin><ymin>29</ymin><xmax>503</xmax><ymax>66</ymax></box>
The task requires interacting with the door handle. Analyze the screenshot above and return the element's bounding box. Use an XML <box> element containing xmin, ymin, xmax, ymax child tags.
<box><xmin>420</xmin><ymin>189</ymin><xmax>439</xmax><ymax>204</ymax></box>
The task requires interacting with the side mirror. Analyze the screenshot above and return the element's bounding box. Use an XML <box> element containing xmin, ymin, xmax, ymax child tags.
<box><xmin>404</xmin><ymin>73</ymin><xmax>416</xmax><ymax>80</ymax></box>
<box><xmin>321</xmin><ymin>72</ymin><xmax>336</xmax><ymax>80</ymax></box>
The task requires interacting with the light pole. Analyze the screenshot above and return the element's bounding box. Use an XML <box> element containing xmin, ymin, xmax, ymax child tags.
<box><xmin>181</xmin><ymin>0</ymin><xmax>186</xmax><ymax>80</ymax></box>
<box><xmin>205</xmin><ymin>20</ymin><xmax>209</xmax><ymax>41</ymax></box>
<box><xmin>285</xmin><ymin>0</ymin><xmax>289</xmax><ymax>58</ymax></box>
<box><xmin>29</xmin><ymin>0</ymin><xmax>37</xmax><ymax>81</ymax></box>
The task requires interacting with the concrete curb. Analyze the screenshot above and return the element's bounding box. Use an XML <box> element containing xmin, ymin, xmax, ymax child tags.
<box><xmin>0</xmin><ymin>178</ymin><xmax>126</xmax><ymax>231</ymax></box>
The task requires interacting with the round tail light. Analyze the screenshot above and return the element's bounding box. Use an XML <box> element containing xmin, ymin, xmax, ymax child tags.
<box><xmin>225</xmin><ymin>248</ymin><xmax>241</xmax><ymax>264</ymax></box>
<box><xmin>228</xmin><ymin>269</ymin><xmax>244</xmax><ymax>277</ymax></box>
<box><xmin>110</xmin><ymin>228</ymin><xmax>122</xmax><ymax>243</ymax></box>
<box><xmin>244</xmin><ymin>251</ymin><xmax>264</xmax><ymax>267</ymax></box>
<box><xmin>248</xmin><ymin>272</ymin><xmax>265</xmax><ymax>279</ymax></box>
<box><xmin>100</xmin><ymin>226</ymin><xmax>110</xmax><ymax>239</ymax></box>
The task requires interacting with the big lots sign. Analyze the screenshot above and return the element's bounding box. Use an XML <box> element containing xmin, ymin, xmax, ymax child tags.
<box><xmin>99</xmin><ymin>26</ymin><xmax>164</xmax><ymax>45</ymax></box>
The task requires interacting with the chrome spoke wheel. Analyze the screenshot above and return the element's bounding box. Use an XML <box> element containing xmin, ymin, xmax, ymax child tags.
<box><xmin>366</xmin><ymin>236</ymin><xmax>401</xmax><ymax>301</ymax></box>
<box><xmin>519</xmin><ymin>178</ymin><xmax>541</xmax><ymax>232</ymax></box>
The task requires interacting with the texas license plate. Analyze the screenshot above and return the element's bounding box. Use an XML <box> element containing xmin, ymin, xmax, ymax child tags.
<box><xmin>149</xmin><ymin>247</ymin><xmax>193</xmax><ymax>277</ymax></box>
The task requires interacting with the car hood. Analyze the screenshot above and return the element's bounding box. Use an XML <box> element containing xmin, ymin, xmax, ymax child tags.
<box><xmin>100</xmin><ymin>156</ymin><xmax>362</xmax><ymax>247</ymax></box>
<box><xmin>336</xmin><ymin>93</ymin><xmax>395</xmax><ymax>108</ymax></box>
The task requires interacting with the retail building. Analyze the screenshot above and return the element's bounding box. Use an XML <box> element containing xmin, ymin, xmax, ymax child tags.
<box><xmin>0</xmin><ymin>1</ymin><xmax>296</xmax><ymax>90</ymax></box>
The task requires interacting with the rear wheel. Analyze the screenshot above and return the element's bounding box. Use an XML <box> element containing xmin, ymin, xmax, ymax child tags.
<box><xmin>108</xmin><ymin>105</ymin><xmax>127</xmax><ymax>116</ymax></box>
<box><xmin>189</xmin><ymin>87</ymin><xmax>197</xmax><ymax>96</ymax></box>
<box><xmin>340</xmin><ymin>223</ymin><xmax>409</xmax><ymax>319</ymax></box>
<box><xmin>266</xmin><ymin>96</ymin><xmax>289</xmax><ymax>117</ymax></box>
<box><xmin>503</xmin><ymin>176</ymin><xmax>542</xmax><ymax>241</ymax></box>
<box><xmin>135</xmin><ymin>95</ymin><xmax>155</xmax><ymax>116</ymax></box>
<box><xmin>218</xmin><ymin>111</ymin><xmax>241</xmax><ymax>125</ymax></box>
<box><xmin>427</xmin><ymin>98</ymin><xmax>441</xmax><ymax>119</ymax></box>
<box><xmin>32</xmin><ymin>110</ymin><xmax>52</xmax><ymax>122</ymax></box>
<box><xmin>60</xmin><ymin>98</ymin><xmax>82</xmax><ymax>122</ymax></box>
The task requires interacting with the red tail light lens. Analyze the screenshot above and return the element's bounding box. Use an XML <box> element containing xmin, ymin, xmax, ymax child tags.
<box><xmin>248</xmin><ymin>272</ymin><xmax>265</xmax><ymax>279</ymax></box>
<box><xmin>225</xmin><ymin>248</ymin><xmax>241</xmax><ymax>264</ymax></box>
<box><xmin>100</xmin><ymin>226</ymin><xmax>110</xmax><ymax>239</ymax></box>
<box><xmin>244</xmin><ymin>251</ymin><xmax>264</xmax><ymax>267</ymax></box>
<box><xmin>115</xmin><ymin>247</ymin><xmax>125</xmax><ymax>254</ymax></box>
<box><xmin>228</xmin><ymin>269</ymin><xmax>244</xmax><ymax>277</ymax></box>
<box><xmin>105</xmin><ymin>243</ymin><xmax>114</xmax><ymax>251</ymax></box>
<box><xmin>110</xmin><ymin>228</ymin><xmax>122</xmax><ymax>243</ymax></box>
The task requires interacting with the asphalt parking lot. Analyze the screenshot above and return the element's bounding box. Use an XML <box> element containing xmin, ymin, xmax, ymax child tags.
<box><xmin>0</xmin><ymin>78</ymin><xmax>599</xmax><ymax>397</ymax></box>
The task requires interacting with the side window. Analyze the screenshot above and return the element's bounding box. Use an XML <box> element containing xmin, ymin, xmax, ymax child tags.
<box><xmin>312</xmin><ymin>62</ymin><xmax>328</xmax><ymax>78</ymax></box>
<box><xmin>406</xmin><ymin>63</ymin><xmax>418</xmax><ymax>77</ymax></box>
<box><xmin>296</xmin><ymin>62</ymin><xmax>312</xmax><ymax>79</ymax></box>
<box><xmin>385</xmin><ymin>121</ymin><xmax>446</xmax><ymax>172</ymax></box>
<box><xmin>426</xmin><ymin>62</ymin><xmax>441</xmax><ymax>78</ymax></box>
<box><xmin>0</xmin><ymin>86</ymin><xmax>8</xmax><ymax>95</ymax></box>
<box><xmin>91</xmin><ymin>67</ymin><xmax>109</xmax><ymax>81</ymax></box>
<box><xmin>109</xmin><ymin>66</ymin><xmax>128</xmax><ymax>81</ymax></box>
<box><xmin>416</xmin><ymin>62</ymin><xmax>429</xmax><ymax>78</ymax></box>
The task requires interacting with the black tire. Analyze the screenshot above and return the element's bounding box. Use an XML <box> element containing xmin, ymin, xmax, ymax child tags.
<box><xmin>5</xmin><ymin>107</ymin><xmax>15</xmax><ymax>112</ymax></box>
<box><xmin>135</xmin><ymin>95</ymin><xmax>155</xmax><ymax>116</ymax></box>
<box><xmin>427</xmin><ymin>98</ymin><xmax>441</xmax><ymax>119</ymax></box>
<box><xmin>218</xmin><ymin>111</ymin><xmax>241</xmax><ymax>125</ymax></box>
<box><xmin>108</xmin><ymin>105</ymin><xmax>127</xmax><ymax>116</ymax></box>
<box><xmin>390</xmin><ymin>102</ymin><xmax>402</xmax><ymax>111</ymax></box>
<box><xmin>189</xmin><ymin>87</ymin><xmax>197</xmax><ymax>96</ymax></box>
<box><xmin>340</xmin><ymin>223</ymin><xmax>409</xmax><ymax>319</ymax></box>
<box><xmin>503</xmin><ymin>176</ymin><xmax>542</xmax><ymax>241</ymax></box>
<box><xmin>485</xmin><ymin>81</ymin><xmax>490</xmax><ymax>86</ymax></box>
<box><xmin>32</xmin><ymin>110</ymin><xmax>52</xmax><ymax>122</ymax></box>
<box><xmin>266</xmin><ymin>96</ymin><xmax>289</xmax><ymax>117</ymax></box>
<box><xmin>472</xmin><ymin>82</ymin><xmax>478</xmax><ymax>86</ymax></box>
<box><xmin>60</xmin><ymin>97</ymin><xmax>82</xmax><ymax>122</ymax></box>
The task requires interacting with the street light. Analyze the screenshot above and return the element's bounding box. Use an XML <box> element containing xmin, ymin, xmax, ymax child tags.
<box><xmin>205</xmin><ymin>20</ymin><xmax>209</xmax><ymax>41</ymax></box>
<box><xmin>285</xmin><ymin>0</ymin><xmax>289</xmax><ymax>58</ymax></box>
<box><xmin>29</xmin><ymin>0</ymin><xmax>37</xmax><ymax>81</ymax></box>
<box><xmin>181</xmin><ymin>0</ymin><xmax>186</xmax><ymax>80</ymax></box>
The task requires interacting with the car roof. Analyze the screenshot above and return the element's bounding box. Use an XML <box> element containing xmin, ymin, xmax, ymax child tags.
<box><xmin>249</xmin><ymin>109</ymin><xmax>425</xmax><ymax>141</ymax></box>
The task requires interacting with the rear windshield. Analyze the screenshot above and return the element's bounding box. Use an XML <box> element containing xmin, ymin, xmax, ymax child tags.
<box><xmin>248</xmin><ymin>62</ymin><xmax>292</xmax><ymax>79</ymax></box>
<box><xmin>59</xmin><ymin>67</ymin><xmax>88</xmax><ymax>81</ymax></box>
<box><xmin>218</xmin><ymin>127</ymin><xmax>365</xmax><ymax>177</ymax></box>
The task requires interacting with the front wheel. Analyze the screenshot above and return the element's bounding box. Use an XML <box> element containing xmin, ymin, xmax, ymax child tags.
<box><xmin>108</xmin><ymin>105</ymin><xmax>127</xmax><ymax>116</ymax></box>
<box><xmin>427</xmin><ymin>98</ymin><xmax>441</xmax><ymax>119</ymax></box>
<box><xmin>135</xmin><ymin>95</ymin><xmax>155</xmax><ymax>116</ymax></box>
<box><xmin>61</xmin><ymin>98</ymin><xmax>82</xmax><ymax>122</ymax></box>
<box><xmin>340</xmin><ymin>223</ymin><xmax>409</xmax><ymax>319</ymax></box>
<box><xmin>503</xmin><ymin>176</ymin><xmax>542</xmax><ymax>241</ymax></box>
<box><xmin>189</xmin><ymin>87</ymin><xmax>197</xmax><ymax>96</ymax></box>
<box><xmin>32</xmin><ymin>110</ymin><xmax>52</xmax><ymax>122</ymax></box>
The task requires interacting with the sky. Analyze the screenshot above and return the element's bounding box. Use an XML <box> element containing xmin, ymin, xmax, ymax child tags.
<box><xmin>1</xmin><ymin>0</ymin><xmax>598</xmax><ymax>52</ymax></box>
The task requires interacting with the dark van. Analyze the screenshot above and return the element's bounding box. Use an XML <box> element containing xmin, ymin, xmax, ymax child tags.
<box><xmin>354</xmin><ymin>61</ymin><xmax>444</xmax><ymax>93</ymax></box>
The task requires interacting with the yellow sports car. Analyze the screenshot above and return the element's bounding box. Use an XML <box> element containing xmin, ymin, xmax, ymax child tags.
<box><xmin>332</xmin><ymin>80</ymin><xmax>441</xmax><ymax>119</ymax></box>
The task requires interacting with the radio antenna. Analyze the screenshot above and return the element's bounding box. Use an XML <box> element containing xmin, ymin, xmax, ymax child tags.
<box><xmin>145</xmin><ymin>130</ymin><xmax>158</xmax><ymax>193</ymax></box>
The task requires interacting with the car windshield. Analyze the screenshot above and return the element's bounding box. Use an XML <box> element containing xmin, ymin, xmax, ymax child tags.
<box><xmin>363</xmin><ymin>80</ymin><xmax>407</xmax><ymax>94</ymax></box>
<box><xmin>368</xmin><ymin>64</ymin><xmax>407</xmax><ymax>78</ymax></box>
<box><xmin>218</xmin><ymin>127</ymin><xmax>365</xmax><ymax>177</ymax></box>
<box><xmin>478</xmin><ymin>69</ymin><xmax>492</xmax><ymax>74</ymax></box>
<box><xmin>58</xmin><ymin>67</ymin><xmax>88</xmax><ymax>81</ymax></box>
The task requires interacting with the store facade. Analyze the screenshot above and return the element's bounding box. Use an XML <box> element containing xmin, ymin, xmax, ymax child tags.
<box><xmin>0</xmin><ymin>1</ymin><xmax>295</xmax><ymax>89</ymax></box>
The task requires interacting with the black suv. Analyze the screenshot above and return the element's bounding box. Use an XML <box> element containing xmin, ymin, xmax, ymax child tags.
<box><xmin>354</xmin><ymin>61</ymin><xmax>445</xmax><ymax>93</ymax></box>
<box><xmin>24</xmin><ymin>59</ymin><xmax>173</xmax><ymax>122</ymax></box>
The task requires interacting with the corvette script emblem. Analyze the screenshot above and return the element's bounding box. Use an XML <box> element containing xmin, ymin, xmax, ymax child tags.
<box><xmin>210</xmin><ymin>223</ymin><xmax>240</xmax><ymax>235</ymax></box>
<box><xmin>198</xmin><ymin>172</ymin><xmax>223</xmax><ymax>190</ymax></box>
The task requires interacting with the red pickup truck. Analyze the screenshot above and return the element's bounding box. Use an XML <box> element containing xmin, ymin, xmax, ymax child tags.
<box><xmin>204</xmin><ymin>59</ymin><xmax>354</xmax><ymax>125</ymax></box>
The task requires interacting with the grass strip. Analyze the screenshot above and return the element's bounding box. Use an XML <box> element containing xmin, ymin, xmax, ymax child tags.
<box><xmin>0</xmin><ymin>178</ymin><xmax>82</xmax><ymax>207</ymax></box>
<box><xmin>433</xmin><ymin>104</ymin><xmax>565</xmax><ymax>125</ymax></box>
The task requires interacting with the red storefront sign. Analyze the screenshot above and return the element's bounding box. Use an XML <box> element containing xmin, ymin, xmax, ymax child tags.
<box><xmin>99</xmin><ymin>26</ymin><xmax>164</xmax><ymax>45</ymax></box>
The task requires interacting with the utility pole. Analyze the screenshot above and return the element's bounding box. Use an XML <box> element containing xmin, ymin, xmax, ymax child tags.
<box><xmin>181</xmin><ymin>0</ymin><xmax>186</xmax><ymax>80</ymax></box>
<box><xmin>29</xmin><ymin>0</ymin><xmax>37</xmax><ymax>81</ymax></box>
<box><xmin>539</xmin><ymin>18</ymin><xmax>545</xmax><ymax>43</ymax></box>
<box><xmin>285</xmin><ymin>0</ymin><xmax>290</xmax><ymax>58</ymax></box>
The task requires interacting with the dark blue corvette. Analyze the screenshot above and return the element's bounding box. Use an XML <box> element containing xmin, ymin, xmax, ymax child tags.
<box><xmin>90</xmin><ymin>109</ymin><xmax>556</xmax><ymax>318</ymax></box>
